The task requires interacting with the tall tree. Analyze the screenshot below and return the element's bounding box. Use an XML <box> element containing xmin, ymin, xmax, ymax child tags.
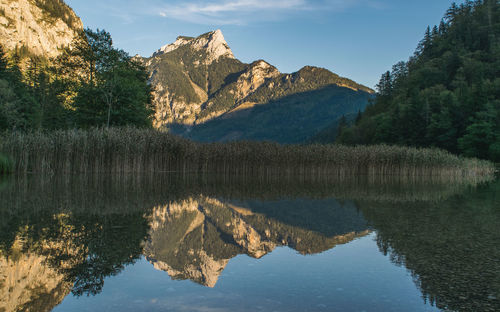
<box><xmin>61</xmin><ymin>29</ymin><xmax>153</xmax><ymax>128</ymax></box>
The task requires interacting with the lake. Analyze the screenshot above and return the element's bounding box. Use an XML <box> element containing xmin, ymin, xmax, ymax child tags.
<box><xmin>0</xmin><ymin>174</ymin><xmax>498</xmax><ymax>312</ymax></box>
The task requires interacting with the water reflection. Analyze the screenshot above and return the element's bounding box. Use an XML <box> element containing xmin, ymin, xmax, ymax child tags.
<box><xmin>144</xmin><ymin>197</ymin><xmax>369</xmax><ymax>287</ymax></box>
<box><xmin>0</xmin><ymin>174</ymin><xmax>498</xmax><ymax>312</ymax></box>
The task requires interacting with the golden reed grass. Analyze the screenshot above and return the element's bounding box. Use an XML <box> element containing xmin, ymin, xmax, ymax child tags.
<box><xmin>0</xmin><ymin>127</ymin><xmax>495</xmax><ymax>178</ymax></box>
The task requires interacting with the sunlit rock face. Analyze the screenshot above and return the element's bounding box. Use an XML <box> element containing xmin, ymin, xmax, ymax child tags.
<box><xmin>0</xmin><ymin>0</ymin><xmax>83</xmax><ymax>57</ymax></box>
<box><xmin>143</xmin><ymin>197</ymin><xmax>370</xmax><ymax>287</ymax></box>
<box><xmin>153</xmin><ymin>30</ymin><xmax>234</xmax><ymax>63</ymax></box>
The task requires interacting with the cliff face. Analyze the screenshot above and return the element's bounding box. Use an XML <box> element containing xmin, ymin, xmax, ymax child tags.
<box><xmin>0</xmin><ymin>0</ymin><xmax>83</xmax><ymax>57</ymax></box>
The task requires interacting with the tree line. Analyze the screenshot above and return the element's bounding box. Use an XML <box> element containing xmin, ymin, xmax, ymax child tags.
<box><xmin>0</xmin><ymin>28</ymin><xmax>153</xmax><ymax>132</ymax></box>
<box><xmin>338</xmin><ymin>0</ymin><xmax>500</xmax><ymax>162</ymax></box>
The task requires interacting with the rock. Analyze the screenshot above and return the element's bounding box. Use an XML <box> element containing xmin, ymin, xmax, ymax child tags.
<box><xmin>0</xmin><ymin>0</ymin><xmax>83</xmax><ymax>58</ymax></box>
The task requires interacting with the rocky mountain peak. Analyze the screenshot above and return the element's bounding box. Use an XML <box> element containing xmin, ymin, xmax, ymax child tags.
<box><xmin>152</xmin><ymin>29</ymin><xmax>234</xmax><ymax>63</ymax></box>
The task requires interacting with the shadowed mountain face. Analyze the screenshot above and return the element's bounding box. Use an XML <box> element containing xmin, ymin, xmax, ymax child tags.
<box><xmin>143</xmin><ymin>30</ymin><xmax>373</xmax><ymax>142</ymax></box>
<box><xmin>0</xmin><ymin>174</ymin><xmax>498</xmax><ymax>311</ymax></box>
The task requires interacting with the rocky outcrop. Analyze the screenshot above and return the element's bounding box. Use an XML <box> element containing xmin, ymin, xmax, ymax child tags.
<box><xmin>153</xmin><ymin>30</ymin><xmax>234</xmax><ymax>63</ymax></box>
<box><xmin>234</xmin><ymin>60</ymin><xmax>281</xmax><ymax>101</ymax></box>
<box><xmin>0</xmin><ymin>0</ymin><xmax>83</xmax><ymax>57</ymax></box>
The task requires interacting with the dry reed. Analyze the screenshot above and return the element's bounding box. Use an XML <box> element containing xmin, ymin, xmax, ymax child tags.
<box><xmin>0</xmin><ymin>127</ymin><xmax>495</xmax><ymax>178</ymax></box>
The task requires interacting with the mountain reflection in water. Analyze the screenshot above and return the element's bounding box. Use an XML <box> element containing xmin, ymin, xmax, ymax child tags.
<box><xmin>0</xmin><ymin>174</ymin><xmax>498</xmax><ymax>312</ymax></box>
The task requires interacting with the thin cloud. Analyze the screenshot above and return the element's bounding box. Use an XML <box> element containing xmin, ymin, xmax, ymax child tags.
<box><xmin>156</xmin><ymin>0</ymin><xmax>380</xmax><ymax>25</ymax></box>
<box><xmin>187</xmin><ymin>0</ymin><xmax>306</xmax><ymax>13</ymax></box>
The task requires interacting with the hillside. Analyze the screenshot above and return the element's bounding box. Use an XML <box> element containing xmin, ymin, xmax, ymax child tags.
<box><xmin>338</xmin><ymin>0</ymin><xmax>500</xmax><ymax>161</ymax></box>
<box><xmin>144</xmin><ymin>30</ymin><xmax>374</xmax><ymax>143</ymax></box>
<box><xmin>0</xmin><ymin>0</ymin><xmax>83</xmax><ymax>58</ymax></box>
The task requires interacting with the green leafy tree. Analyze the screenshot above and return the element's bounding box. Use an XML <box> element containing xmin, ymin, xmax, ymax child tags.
<box><xmin>62</xmin><ymin>29</ymin><xmax>153</xmax><ymax>128</ymax></box>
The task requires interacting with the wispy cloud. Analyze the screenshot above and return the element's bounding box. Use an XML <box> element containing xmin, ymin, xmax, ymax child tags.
<box><xmin>156</xmin><ymin>0</ymin><xmax>382</xmax><ymax>25</ymax></box>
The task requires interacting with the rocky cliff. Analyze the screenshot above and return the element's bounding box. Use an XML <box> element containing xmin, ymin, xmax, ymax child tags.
<box><xmin>0</xmin><ymin>0</ymin><xmax>83</xmax><ymax>57</ymax></box>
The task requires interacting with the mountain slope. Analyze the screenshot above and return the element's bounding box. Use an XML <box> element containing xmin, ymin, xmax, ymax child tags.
<box><xmin>0</xmin><ymin>0</ymin><xmax>83</xmax><ymax>58</ymax></box>
<box><xmin>144</xmin><ymin>30</ymin><xmax>374</xmax><ymax>142</ymax></box>
<box><xmin>183</xmin><ymin>84</ymin><xmax>371</xmax><ymax>143</ymax></box>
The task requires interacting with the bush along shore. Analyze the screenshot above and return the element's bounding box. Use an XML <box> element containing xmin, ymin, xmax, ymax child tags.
<box><xmin>0</xmin><ymin>128</ymin><xmax>495</xmax><ymax>178</ymax></box>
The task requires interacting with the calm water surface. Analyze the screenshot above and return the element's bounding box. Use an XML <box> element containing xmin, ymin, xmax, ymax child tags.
<box><xmin>0</xmin><ymin>174</ymin><xmax>498</xmax><ymax>312</ymax></box>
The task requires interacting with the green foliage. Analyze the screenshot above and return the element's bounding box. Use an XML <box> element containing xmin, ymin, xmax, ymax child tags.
<box><xmin>339</xmin><ymin>0</ymin><xmax>500</xmax><ymax>161</ymax></box>
<box><xmin>0</xmin><ymin>28</ymin><xmax>153</xmax><ymax>131</ymax></box>
<box><xmin>55</xmin><ymin>29</ymin><xmax>154</xmax><ymax>128</ymax></box>
<box><xmin>0</xmin><ymin>45</ymin><xmax>41</xmax><ymax>131</ymax></box>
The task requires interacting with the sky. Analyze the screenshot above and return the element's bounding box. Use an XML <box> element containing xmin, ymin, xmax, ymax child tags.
<box><xmin>65</xmin><ymin>0</ymin><xmax>463</xmax><ymax>89</ymax></box>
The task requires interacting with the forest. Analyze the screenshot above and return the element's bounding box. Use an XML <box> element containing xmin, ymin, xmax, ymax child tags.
<box><xmin>338</xmin><ymin>0</ymin><xmax>500</xmax><ymax>162</ymax></box>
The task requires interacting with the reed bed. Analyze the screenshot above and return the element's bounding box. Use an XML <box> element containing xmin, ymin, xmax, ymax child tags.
<box><xmin>0</xmin><ymin>127</ymin><xmax>495</xmax><ymax>178</ymax></box>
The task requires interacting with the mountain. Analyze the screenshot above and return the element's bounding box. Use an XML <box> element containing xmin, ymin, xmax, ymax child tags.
<box><xmin>143</xmin><ymin>30</ymin><xmax>374</xmax><ymax>143</ymax></box>
<box><xmin>338</xmin><ymin>0</ymin><xmax>500</xmax><ymax>161</ymax></box>
<box><xmin>0</xmin><ymin>0</ymin><xmax>83</xmax><ymax>58</ymax></box>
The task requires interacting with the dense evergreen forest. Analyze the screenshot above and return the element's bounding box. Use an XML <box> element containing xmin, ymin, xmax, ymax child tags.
<box><xmin>338</xmin><ymin>0</ymin><xmax>500</xmax><ymax>162</ymax></box>
<box><xmin>0</xmin><ymin>29</ymin><xmax>153</xmax><ymax>131</ymax></box>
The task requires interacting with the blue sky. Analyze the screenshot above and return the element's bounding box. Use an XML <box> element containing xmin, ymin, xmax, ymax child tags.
<box><xmin>65</xmin><ymin>0</ymin><xmax>462</xmax><ymax>88</ymax></box>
